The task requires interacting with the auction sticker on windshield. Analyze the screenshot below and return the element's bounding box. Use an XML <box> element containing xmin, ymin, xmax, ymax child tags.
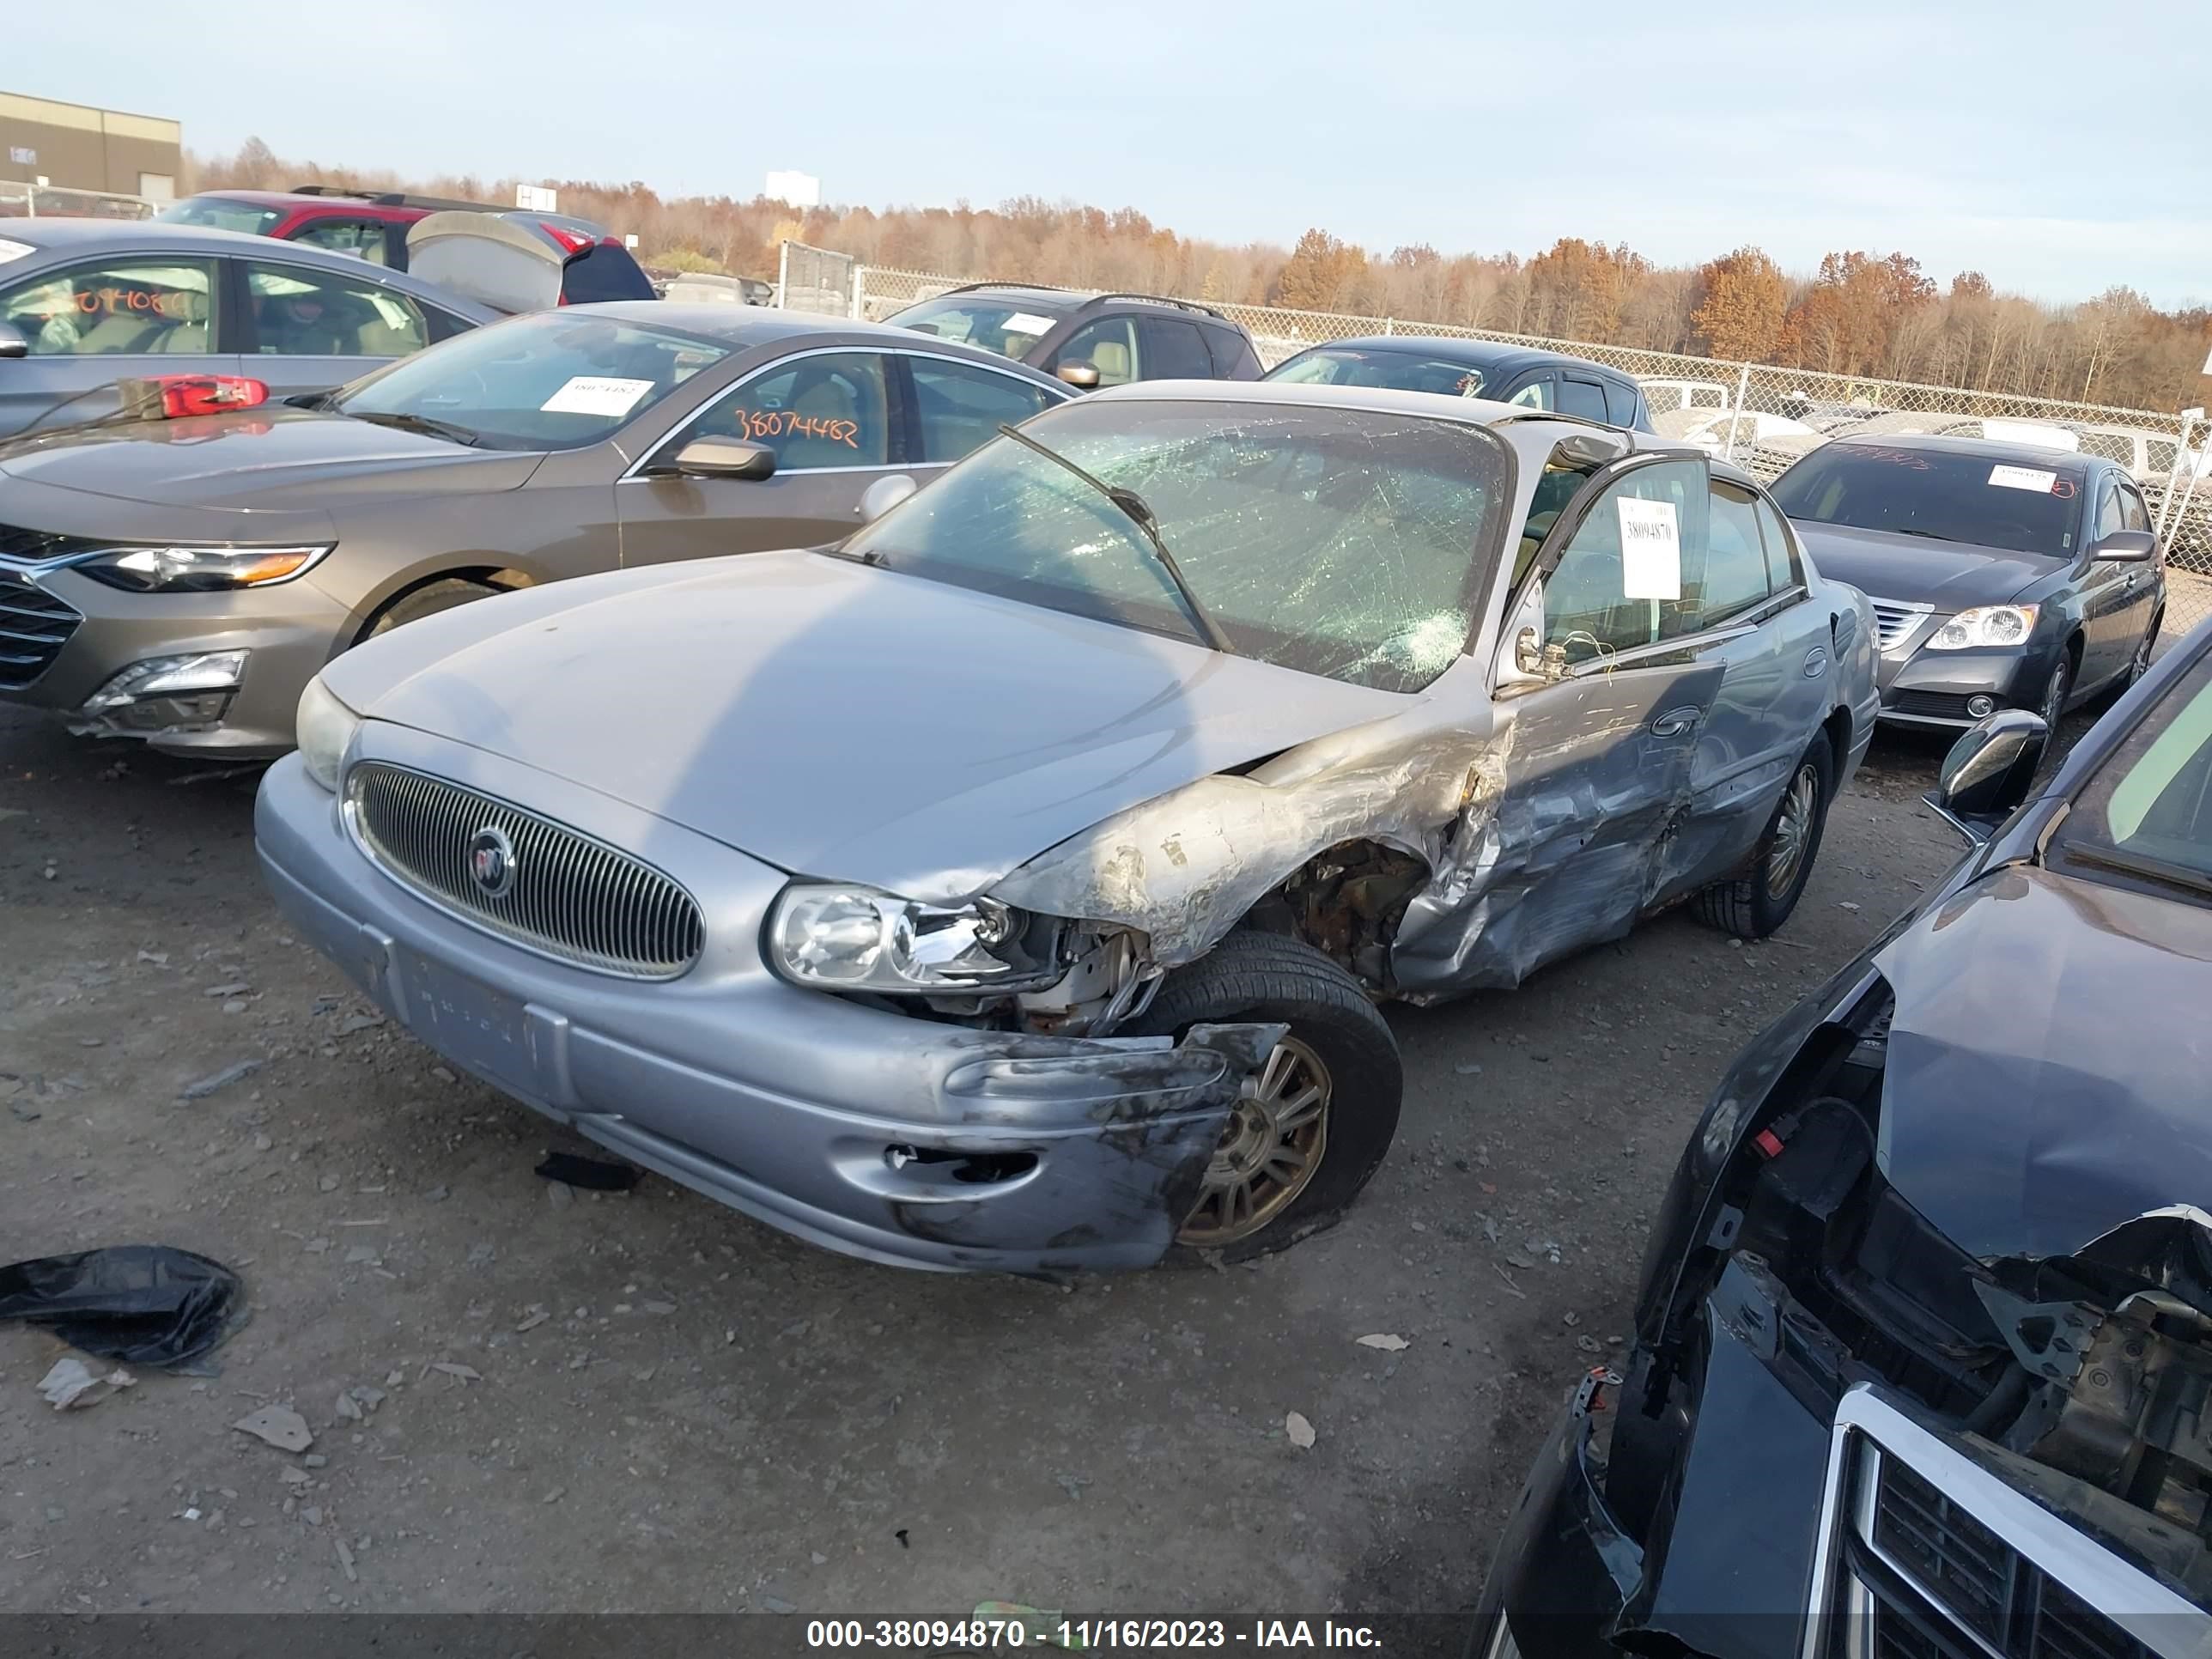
<box><xmin>1619</xmin><ymin>496</ymin><xmax>1681</xmax><ymax>600</ymax></box>
<box><xmin>1003</xmin><ymin>312</ymin><xmax>1059</xmax><ymax>337</ymax></box>
<box><xmin>1988</xmin><ymin>464</ymin><xmax>2060</xmax><ymax>494</ymax></box>
<box><xmin>539</xmin><ymin>376</ymin><xmax>657</xmax><ymax>416</ymax></box>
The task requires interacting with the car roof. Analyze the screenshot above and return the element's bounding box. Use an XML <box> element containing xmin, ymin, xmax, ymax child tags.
<box><xmin>1820</xmin><ymin>429</ymin><xmax>2102</xmax><ymax>471</ymax></box>
<box><xmin>1296</xmin><ymin>335</ymin><xmax>1634</xmax><ymax>381</ymax></box>
<box><xmin>912</xmin><ymin>284</ymin><xmax>1075</xmax><ymax>311</ymax></box>
<box><xmin>1081</xmin><ymin>378</ymin><xmax>1737</xmax><ymax>474</ymax></box>
<box><xmin>562</xmin><ymin>302</ymin><xmax>1072</xmax><ymax>376</ymax></box>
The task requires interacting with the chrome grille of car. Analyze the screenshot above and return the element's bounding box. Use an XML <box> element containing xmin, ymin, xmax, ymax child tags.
<box><xmin>1807</xmin><ymin>1390</ymin><xmax>2198</xmax><ymax>1659</ymax></box>
<box><xmin>347</xmin><ymin>763</ymin><xmax>704</xmax><ymax>980</ymax></box>
<box><xmin>1868</xmin><ymin>597</ymin><xmax>1934</xmax><ymax>653</ymax></box>
<box><xmin>0</xmin><ymin>570</ymin><xmax>82</xmax><ymax>689</ymax></box>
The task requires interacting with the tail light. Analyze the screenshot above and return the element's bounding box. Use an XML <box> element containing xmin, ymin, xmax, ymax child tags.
<box><xmin>538</xmin><ymin>222</ymin><xmax>593</xmax><ymax>254</ymax></box>
<box><xmin>115</xmin><ymin>374</ymin><xmax>270</xmax><ymax>421</ymax></box>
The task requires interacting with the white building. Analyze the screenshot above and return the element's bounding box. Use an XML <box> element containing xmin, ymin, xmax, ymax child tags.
<box><xmin>764</xmin><ymin>170</ymin><xmax>821</xmax><ymax>209</ymax></box>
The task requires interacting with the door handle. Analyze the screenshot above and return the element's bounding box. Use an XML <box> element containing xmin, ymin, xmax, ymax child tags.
<box><xmin>1650</xmin><ymin>707</ymin><xmax>1701</xmax><ymax>739</ymax></box>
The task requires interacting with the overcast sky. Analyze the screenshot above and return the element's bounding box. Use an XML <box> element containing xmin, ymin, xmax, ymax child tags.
<box><xmin>20</xmin><ymin>0</ymin><xmax>2211</xmax><ymax>307</ymax></box>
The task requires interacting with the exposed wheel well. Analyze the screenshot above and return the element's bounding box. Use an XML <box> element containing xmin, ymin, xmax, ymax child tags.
<box><xmin>1243</xmin><ymin>839</ymin><xmax>1431</xmax><ymax>990</ymax></box>
<box><xmin>355</xmin><ymin>567</ymin><xmax>533</xmax><ymax>645</ymax></box>
<box><xmin>1821</xmin><ymin>704</ymin><xmax>1851</xmax><ymax>771</ymax></box>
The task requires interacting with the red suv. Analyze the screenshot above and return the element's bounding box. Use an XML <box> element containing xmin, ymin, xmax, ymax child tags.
<box><xmin>155</xmin><ymin>186</ymin><xmax>655</xmax><ymax>303</ymax></box>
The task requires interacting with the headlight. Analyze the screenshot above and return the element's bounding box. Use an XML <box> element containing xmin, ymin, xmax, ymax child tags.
<box><xmin>766</xmin><ymin>883</ymin><xmax>1055</xmax><ymax>994</ymax></box>
<box><xmin>295</xmin><ymin>676</ymin><xmax>360</xmax><ymax>792</ymax></box>
<box><xmin>74</xmin><ymin>543</ymin><xmax>332</xmax><ymax>593</ymax></box>
<box><xmin>1924</xmin><ymin>604</ymin><xmax>2038</xmax><ymax>650</ymax></box>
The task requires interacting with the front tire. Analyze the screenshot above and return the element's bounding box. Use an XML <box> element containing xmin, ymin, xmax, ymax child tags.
<box><xmin>362</xmin><ymin>577</ymin><xmax>505</xmax><ymax>641</ymax></box>
<box><xmin>2034</xmin><ymin>648</ymin><xmax>2075</xmax><ymax>731</ymax></box>
<box><xmin>1692</xmin><ymin>734</ymin><xmax>1835</xmax><ymax>939</ymax></box>
<box><xmin>1127</xmin><ymin>931</ymin><xmax>1402</xmax><ymax>1262</ymax></box>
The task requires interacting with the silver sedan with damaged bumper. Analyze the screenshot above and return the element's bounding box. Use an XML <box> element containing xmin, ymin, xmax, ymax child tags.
<box><xmin>254</xmin><ymin>381</ymin><xmax>1879</xmax><ymax>1272</ymax></box>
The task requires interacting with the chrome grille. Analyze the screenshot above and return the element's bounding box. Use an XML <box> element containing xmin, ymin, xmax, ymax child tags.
<box><xmin>0</xmin><ymin>571</ymin><xmax>82</xmax><ymax>689</ymax></box>
<box><xmin>347</xmin><ymin>763</ymin><xmax>703</xmax><ymax>980</ymax></box>
<box><xmin>1869</xmin><ymin>597</ymin><xmax>1934</xmax><ymax>653</ymax></box>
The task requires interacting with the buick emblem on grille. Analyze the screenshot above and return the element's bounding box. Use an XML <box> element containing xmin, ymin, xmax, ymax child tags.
<box><xmin>468</xmin><ymin>827</ymin><xmax>518</xmax><ymax>900</ymax></box>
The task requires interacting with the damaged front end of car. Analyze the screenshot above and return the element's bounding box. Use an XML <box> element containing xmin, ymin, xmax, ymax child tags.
<box><xmin>1485</xmin><ymin>958</ymin><xmax>2212</xmax><ymax>1657</ymax></box>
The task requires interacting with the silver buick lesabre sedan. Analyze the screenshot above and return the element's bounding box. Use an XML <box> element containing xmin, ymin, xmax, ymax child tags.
<box><xmin>254</xmin><ymin>381</ymin><xmax>1878</xmax><ymax>1273</ymax></box>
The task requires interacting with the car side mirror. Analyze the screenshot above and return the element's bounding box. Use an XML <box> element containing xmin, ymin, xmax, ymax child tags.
<box><xmin>1493</xmin><ymin>583</ymin><xmax>1550</xmax><ymax>692</ymax></box>
<box><xmin>855</xmin><ymin>474</ymin><xmax>918</xmax><ymax>521</ymax></box>
<box><xmin>1055</xmin><ymin>361</ymin><xmax>1102</xmax><ymax>390</ymax></box>
<box><xmin>1927</xmin><ymin>709</ymin><xmax>2047</xmax><ymax>842</ymax></box>
<box><xmin>0</xmin><ymin>321</ymin><xmax>27</xmax><ymax>360</ymax></box>
<box><xmin>2094</xmin><ymin>529</ymin><xmax>2156</xmax><ymax>563</ymax></box>
<box><xmin>663</xmin><ymin>435</ymin><xmax>775</xmax><ymax>481</ymax></box>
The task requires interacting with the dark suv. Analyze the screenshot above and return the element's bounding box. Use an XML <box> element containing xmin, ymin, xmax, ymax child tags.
<box><xmin>156</xmin><ymin>187</ymin><xmax>655</xmax><ymax>304</ymax></box>
<box><xmin>1265</xmin><ymin>337</ymin><xmax>1656</xmax><ymax>430</ymax></box>
<box><xmin>883</xmin><ymin>283</ymin><xmax>1263</xmax><ymax>388</ymax></box>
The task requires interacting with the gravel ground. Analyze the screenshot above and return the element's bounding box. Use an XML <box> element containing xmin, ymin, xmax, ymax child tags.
<box><xmin>0</xmin><ymin>706</ymin><xmax>1990</xmax><ymax>1629</ymax></box>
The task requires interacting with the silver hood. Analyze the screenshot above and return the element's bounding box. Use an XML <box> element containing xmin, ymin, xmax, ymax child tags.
<box><xmin>319</xmin><ymin>550</ymin><xmax>1408</xmax><ymax>900</ymax></box>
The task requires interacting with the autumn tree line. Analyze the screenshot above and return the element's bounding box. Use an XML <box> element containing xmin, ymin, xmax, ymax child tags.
<box><xmin>197</xmin><ymin>138</ymin><xmax>2212</xmax><ymax>416</ymax></box>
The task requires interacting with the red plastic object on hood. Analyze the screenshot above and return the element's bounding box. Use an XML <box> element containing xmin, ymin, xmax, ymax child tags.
<box><xmin>120</xmin><ymin>374</ymin><xmax>270</xmax><ymax>420</ymax></box>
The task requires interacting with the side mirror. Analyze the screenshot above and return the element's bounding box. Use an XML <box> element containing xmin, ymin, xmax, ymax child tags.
<box><xmin>661</xmin><ymin>435</ymin><xmax>775</xmax><ymax>481</ymax></box>
<box><xmin>855</xmin><ymin>474</ymin><xmax>918</xmax><ymax>521</ymax></box>
<box><xmin>1926</xmin><ymin>709</ymin><xmax>2047</xmax><ymax>843</ymax></box>
<box><xmin>1493</xmin><ymin>583</ymin><xmax>1550</xmax><ymax>691</ymax></box>
<box><xmin>0</xmin><ymin>321</ymin><xmax>27</xmax><ymax>360</ymax></box>
<box><xmin>1055</xmin><ymin>360</ymin><xmax>1102</xmax><ymax>391</ymax></box>
<box><xmin>2094</xmin><ymin>529</ymin><xmax>2157</xmax><ymax>563</ymax></box>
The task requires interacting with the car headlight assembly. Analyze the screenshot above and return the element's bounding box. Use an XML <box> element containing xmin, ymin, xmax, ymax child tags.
<box><xmin>74</xmin><ymin>543</ymin><xmax>333</xmax><ymax>593</ymax></box>
<box><xmin>1924</xmin><ymin>604</ymin><xmax>2038</xmax><ymax>650</ymax></box>
<box><xmin>295</xmin><ymin>676</ymin><xmax>361</xmax><ymax>792</ymax></box>
<box><xmin>768</xmin><ymin>883</ymin><xmax>1059</xmax><ymax>994</ymax></box>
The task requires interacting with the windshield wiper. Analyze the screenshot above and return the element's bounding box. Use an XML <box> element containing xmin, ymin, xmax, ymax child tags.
<box><xmin>995</xmin><ymin>422</ymin><xmax>1235</xmax><ymax>655</ymax></box>
<box><xmin>347</xmin><ymin>410</ymin><xmax>482</xmax><ymax>447</ymax></box>
<box><xmin>2062</xmin><ymin>841</ymin><xmax>2212</xmax><ymax>901</ymax></box>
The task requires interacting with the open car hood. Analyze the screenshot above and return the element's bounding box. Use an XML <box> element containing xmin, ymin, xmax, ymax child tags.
<box><xmin>1873</xmin><ymin>864</ymin><xmax>2212</xmax><ymax>1264</ymax></box>
<box><xmin>321</xmin><ymin>550</ymin><xmax>1409</xmax><ymax>901</ymax></box>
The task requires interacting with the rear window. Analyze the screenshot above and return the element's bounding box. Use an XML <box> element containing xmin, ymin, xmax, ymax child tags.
<box><xmin>1769</xmin><ymin>443</ymin><xmax>2084</xmax><ymax>558</ymax></box>
<box><xmin>155</xmin><ymin>197</ymin><xmax>283</xmax><ymax>237</ymax></box>
<box><xmin>560</xmin><ymin>243</ymin><xmax>655</xmax><ymax>304</ymax></box>
<box><xmin>888</xmin><ymin>297</ymin><xmax>1069</xmax><ymax>360</ymax></box>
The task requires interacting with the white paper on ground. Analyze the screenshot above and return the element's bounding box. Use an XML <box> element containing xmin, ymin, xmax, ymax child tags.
<box><xmin>539</xmin><ymin>376</ymin><xmax>655</xmax><ymax>416</ymax></box>
<box><xmin>1988</xmin><ymin>465</ymin><xmax>2059</xmax><ymax>494</ymax></box>
<box><xmin>1617</xmin><ymin>497</ymin><xmax>1680</xmax><ymax>600</ymax></box>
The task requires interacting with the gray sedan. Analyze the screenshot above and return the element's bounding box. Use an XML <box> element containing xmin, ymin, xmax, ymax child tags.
<box><xmin>0</xmin><ymin>218</ymin><xmax>496</xmax><ymax>435</ymax></box>
<box><xmin>256</xmin><ymin>383</ymin><xmax>1878</xmax><ymax>1273</ymax></box>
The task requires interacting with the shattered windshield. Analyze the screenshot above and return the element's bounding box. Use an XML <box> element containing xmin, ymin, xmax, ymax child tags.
<box><xmin>846</xmin><ymin>398</ymin><xmax>1510</xmax><ymax>693</ymax></box>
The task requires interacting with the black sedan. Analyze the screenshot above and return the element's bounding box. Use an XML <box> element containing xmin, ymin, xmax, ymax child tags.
<box><xmin>1474</xmin><ymin>619</ymin><xmax>2212</xmax><ymax>1656</ymax></box>
<box><xmin>1262</xmin><ymin>337</ymin><xmax>1655</xmax><ymax>431</ymax></box>
<box><xmin>1770</xmin><ymin>433</ymin><xmax>2166</xmax><ymax>731</ymax></box>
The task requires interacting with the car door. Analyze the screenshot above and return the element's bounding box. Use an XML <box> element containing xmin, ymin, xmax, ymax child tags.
<box><xmin>2076</xmin><ymin>472</ymin><xmax>2132</xmax><ymax>685</ymax></box>
<box><xmin>0</xmin><ymin>252</ymin><xmax>240</xmax><ymax>435</ymax></box>
<box><xmin>1481</xmin><ymin>457</ymin><xmax>1726</xmax><ymax>971</ymax></box>
<box><xmin>238</xmin><ymin>254</ymin><xmax>435</xmax><ymax>397</ymax></box>
<box><xmin>2111</xmin><ymin>477</ymin><xmax>2162</xmax><ymax>660</ymax></box>
<box><xmin>1133</xmin><ymin>315</ymin><xmax>1216</xmax><ymax>382</ymax></box>
<box><xmin>1652</xmin><ymin>480</ymin><xmax>1835</xmax><ymax>900</ymax></box>
<box><xmin>1497</xmin><ymin>369</ymin><xmax>1557</xmax><ymax>411</ymax></box>
<box><xmin>283</xmin><ymin>216</ymin><xmax>400</xmax><ymax>269</ymax></box>
<box><xmin>1046</xmin><ymin>316</ymin><xmax>1141</xmax><ymax>389</ymax></box>
<box><xmin>617</xmin><ymin>347</ymin><xmax>903</xmax><ymax>567</ymax></box>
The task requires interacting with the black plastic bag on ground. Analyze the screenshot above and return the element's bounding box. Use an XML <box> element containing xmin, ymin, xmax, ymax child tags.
<box><xmin>0</xmin><ymin>1245</ymin><xmax>241</xmax><ymax>1367</ymax></box>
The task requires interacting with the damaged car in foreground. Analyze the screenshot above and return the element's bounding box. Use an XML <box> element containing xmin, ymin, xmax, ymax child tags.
<box><xmin>254</xmin><ymin>381</ymin><xmax>1875</xmax><ymax>1272</ymax></box>
<box><xmin>1475</xmin><ymin>617</ymin><xmax>2212</xmax><ymax>1656</ymax></box>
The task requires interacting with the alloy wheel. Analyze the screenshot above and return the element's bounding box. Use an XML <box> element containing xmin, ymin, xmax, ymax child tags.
<box><xmin>1765</xmin><ymin>762</ymin><xmax>1820</xmax><ymax>900</ymax></box>
<box><xmin>1176</xmin><ymin>1036</ymin><xmax>1331</xmax><ymax>1247</ymax></box>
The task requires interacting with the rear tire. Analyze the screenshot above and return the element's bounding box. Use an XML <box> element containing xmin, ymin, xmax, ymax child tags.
<box><xmin>1127</xmin><ymin>931</ymin><xmax>1402</xmax><ymax>1264</ymax></box>
<box><xmin>1692</xmin><ymin>735</ymin><xmax>1835</xmax><ymax>939</ymax></box>
<box><xmin>363</xmin><ymin>578</ymin><xmax>505</xmax><ymax>641</ymax></box>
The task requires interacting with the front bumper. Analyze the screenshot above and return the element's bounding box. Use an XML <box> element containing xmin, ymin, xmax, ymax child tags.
<box><xmin>1480</xmin><ymin>1256</ymin><xmax>1840</xmax><ymax>1659</ymax></box>
<box><xmin>1873</xmin><ymin>641</ymin><xmax>2054</xmax><ymax>729</ymax></box>
<box><xmin>254</xmin><ymin>734</ymin><xmax>1277</xmax><ymax>1274</ymax></box>
<box><xmin>0</xmin><ymin>564</ymin><xmax>349</xmax><ymax>755</ymax></box>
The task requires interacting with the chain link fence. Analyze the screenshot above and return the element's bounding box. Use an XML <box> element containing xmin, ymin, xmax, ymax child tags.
<box><xmin>807</xmin><ymin>254</ymin><xmax>2212</xmax><ymax>641</ymax></box>
<box><xmin>774</xmin><ymin>240</ymin><xmax>858</xmax><ymax>317</ymax></box>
